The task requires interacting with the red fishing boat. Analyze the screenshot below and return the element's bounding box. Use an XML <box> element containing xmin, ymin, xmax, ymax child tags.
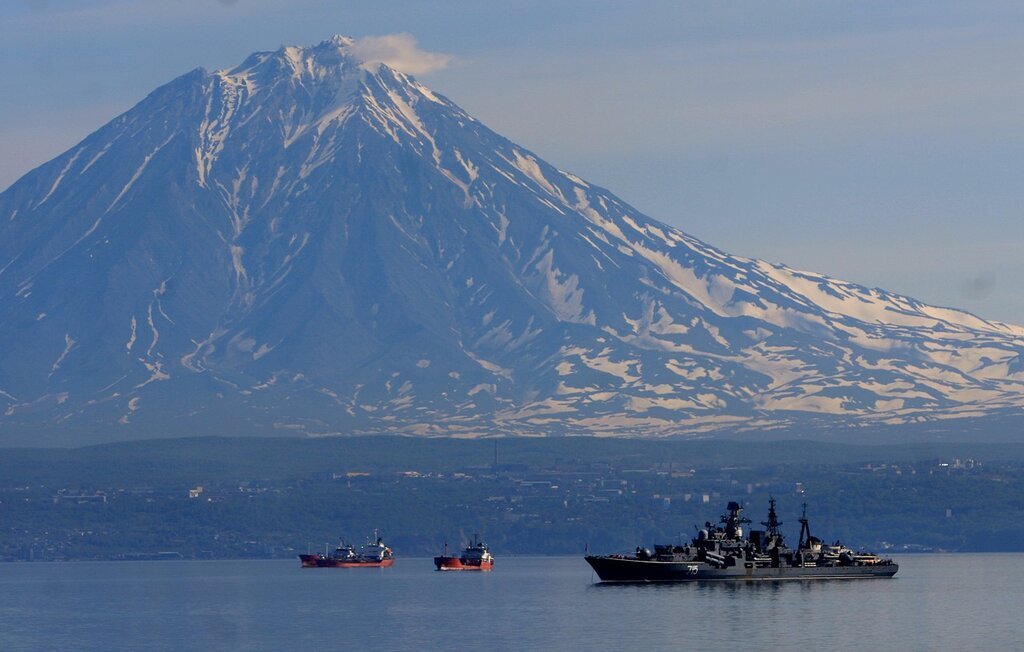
<box><xmin>434</xmin><ymin>535</ymin><xmax>494</xmax><ymax>571</ymax></box>
<box><xmin>300</xmin><ymin>533</ymin><xmax>394</xmax><ymax>568</ymax></box>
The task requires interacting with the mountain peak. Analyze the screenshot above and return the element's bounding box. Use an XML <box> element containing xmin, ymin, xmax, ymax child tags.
<box><xmin>216</xmin><ymin>34</ymin><xmax>440</xmax><ymax>90</ymax></box>
<box><xmin>322</xmin><ymin>34</ymin><xmax>356</xmax><ymax>48</ymax></box>
<box><xmin>216</xmin><ymin>36</ymin><xmax>369</xmax><ymax>87</ymax></box>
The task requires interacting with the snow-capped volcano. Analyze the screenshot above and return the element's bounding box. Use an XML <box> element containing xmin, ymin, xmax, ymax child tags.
<box><xmin>1</xmin><ymin>36</ymin><xmax>1023</xmax><ymax>445</ymax></box>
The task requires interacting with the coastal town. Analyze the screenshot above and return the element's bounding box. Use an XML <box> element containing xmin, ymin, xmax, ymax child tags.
<box><xmin>0</xmin><ymin>440</ymin><xmax>1003</xmax><ymax>562</ymax></box>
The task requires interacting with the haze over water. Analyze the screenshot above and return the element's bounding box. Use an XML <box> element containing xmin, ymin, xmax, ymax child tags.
<box><xmin>1</xmin><ymin>555</ymin><xmax>1021</xmax><ymax>650</ymax></box>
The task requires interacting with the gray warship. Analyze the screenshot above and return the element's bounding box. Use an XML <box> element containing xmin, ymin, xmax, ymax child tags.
<box><xmin>585</xmin><ymin>498</ymin><xmax>898</xmax><ymax>582</ymax></box>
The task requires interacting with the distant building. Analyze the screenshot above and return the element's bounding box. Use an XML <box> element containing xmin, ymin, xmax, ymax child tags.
<box><xmin>54</xmin><ymin>492</ymin><xmax>107</xmax><ymax>505</ymax></box>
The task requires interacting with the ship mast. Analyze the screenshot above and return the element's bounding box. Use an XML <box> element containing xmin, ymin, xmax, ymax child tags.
<box><xmin>760</xmin><ymin>496</ymin><xmax>784</xmax><ymax>541</ymax></box>
<box><xmin>797</xmin><ymin>502</ymin><xmax>812</xmax><ymax>550</ymax></box>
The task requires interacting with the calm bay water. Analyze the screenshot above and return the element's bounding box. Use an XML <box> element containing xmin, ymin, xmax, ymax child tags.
<box><xmin>1</xmin><ymin>554</ymin><xmax>1022</xmax><ymax>651</ymax></box>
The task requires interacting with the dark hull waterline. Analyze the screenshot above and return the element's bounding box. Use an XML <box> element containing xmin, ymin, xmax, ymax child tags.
<box><xmin>586</xmin><ymin>555</ymin><xmax>898</xmax><ymax>582</ymax></box>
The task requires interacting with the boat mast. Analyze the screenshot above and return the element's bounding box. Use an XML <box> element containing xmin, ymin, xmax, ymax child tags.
<box><xmin>797</xmin><ymin>502</ymin><xmax>812</xmax><ymax>549</ymax></box>
<box><xmin>761</xmin><ymin>496</ymin><xmax>784</xmax><ymax>542</ymax></box>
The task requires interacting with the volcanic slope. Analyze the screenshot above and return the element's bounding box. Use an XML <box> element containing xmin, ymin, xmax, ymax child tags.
<box><xmin>1</xmin><ymin>36</ymin><xmax>1023</xmax><ymax>445</ymax></box>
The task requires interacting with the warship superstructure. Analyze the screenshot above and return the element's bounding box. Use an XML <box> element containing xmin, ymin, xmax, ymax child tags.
<box><xmin>586</xmin><ymin>499</ymin><xmax>898</xmax><ymax>582</ymax></box>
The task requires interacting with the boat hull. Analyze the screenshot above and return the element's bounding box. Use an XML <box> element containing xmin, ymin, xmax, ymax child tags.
<box><xmin>434</xmin><ymin>556</ymin><xmax>493</xmax><ymax>571</ymax></box>
<box><xmin>585</xmin><ymin>555</ymin><xmax>898</xmax><ymax>582</ymax></box>
<box><xmin>299</xmin><ymin>554</ymin><xmax>394</xmax><ymax>568</ymax></box>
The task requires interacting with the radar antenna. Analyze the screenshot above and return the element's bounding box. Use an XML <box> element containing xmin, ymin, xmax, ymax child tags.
<box><xmin>720</xmin><ymin>501</ymin><xmax>751</xmax><ymax>539</ymax></box>
<box><xmin>760</xmin><ymin>496</ymin><xmax>784</xmax><ymax>539</ymax></box>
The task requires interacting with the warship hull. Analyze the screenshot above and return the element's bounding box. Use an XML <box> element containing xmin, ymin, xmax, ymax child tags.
<box><xmin>586</xmin><ymin>555</ymin><xmax>898</xmax><ymax>582</ymax></box>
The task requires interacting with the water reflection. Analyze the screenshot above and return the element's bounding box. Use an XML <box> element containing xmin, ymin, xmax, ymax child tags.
<box><xmin>590</xmin><ymin>579</ymin><xmax>786</xmax><ymax>593</ymax></box>
<box><xmin>0</xmin><ymin>555</ymin><xmax>1015</xmax><ymax>651</ymax></box>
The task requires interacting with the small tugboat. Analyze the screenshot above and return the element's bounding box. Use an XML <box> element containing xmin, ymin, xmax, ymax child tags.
<box><xmin>299</xmin><ymin>532</ymin><xmax>394</xmax><ymax>568</ymax></box>
<box><xmin>434</xmin><ymin>535</ymin><xmax>494</xmax><ymax>571</ymax></box>
<box><xmin>586</xmin><ymin>498</ymin><xmax>898</xmax><ymax>582</ymax></box>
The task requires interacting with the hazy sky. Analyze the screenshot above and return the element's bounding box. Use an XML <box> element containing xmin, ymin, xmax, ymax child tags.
<box><xmin>2</xmin><ymin>1</ymin><xmax>1022</xmax><ymax>323</ymax></box>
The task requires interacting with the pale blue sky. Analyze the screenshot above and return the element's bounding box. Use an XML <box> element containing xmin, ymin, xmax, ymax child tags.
<box><xmin>2</xmin><ymin>1</ymin><xmax>1022</xmax><ymax>323</ymax></box>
